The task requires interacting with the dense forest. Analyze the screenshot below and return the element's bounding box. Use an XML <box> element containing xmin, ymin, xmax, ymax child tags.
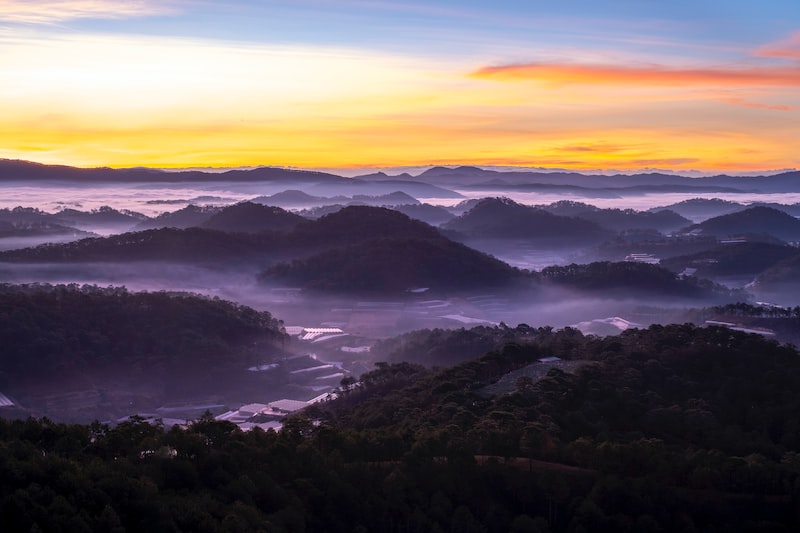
<box><xmin>538</xmin><ymin>201</ymin><xmax>690</xmax><ymax>232</ymax></box>
<box><xmin>0</xmin><ymin>206</ymin><xmax>447</xmax><ymax>269</ymax></box>
<box><xmin>539</xmin><ymin>261</ymin><xmax>739</xmax><ymax>299</ymax></box>
<box><xmin>441</xmin><ymin>197</ymin><xmax>610</xmax><ymax>244</ymax></box>
<box><xmin>260</xmin><ymin>237</ymin><xmax>523</xmax><ymax>293</ymax></box>
<box><xmin>2</xmin><ymin>324</ymin><xmax>800</xmax><ymax>531</ymax></box>
<box><xmin>685</xmin><ymin>206</ymin><xmax>800</xmax><ymax>241</ymax></box>
<box><xmin>0</xmin><ymin>227</ymin><xmax>282</xmax><ymax>265</ymax></box>
<box><xmin>660</xmin><ymin>242</ymin><xmax>799</xmax><ymax>278</ymax></box>
<box><xmin>0</xmin><ymin>283</ymin><xmax>286</xmax><ymax>386</ymax></box>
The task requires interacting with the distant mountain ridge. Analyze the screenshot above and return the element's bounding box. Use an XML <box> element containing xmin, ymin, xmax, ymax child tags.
<box><xmin>0</xmin><ymin>159</ymin><xmax>348</xmax><ymax>183</ymax></box>
<box><xmin>395</xmin><ymin>165</ymin><xmax>800</xmax><ymax>193</ymax></box>
<box><xmin>251</xmin><ymin>190</ymin><xmax>419</xmax><ymax>208</ymax></box>
<box><xmin>3</xmin><ymin>159</ymin><xmax>800</xmax><ymax>194</ymax></box>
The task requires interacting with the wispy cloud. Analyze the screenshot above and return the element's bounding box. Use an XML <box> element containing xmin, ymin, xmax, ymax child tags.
<box><xmin>471</xmin><ymin>62</ymin><xmax>800</xmax><ymax>87</ymax></box>
<box><xmin>721</xmin><ymin>97</ymin><xmax>795</xmax><ymax>112</ymax></box>
<box><xmin>755</xmin><ymin>32</ymin><xmax>800</xmax><ymax>60</ymax></box>
<box><xmin>633</xmin><ymin>158</ymin><xmax>699</xmax><ymax>166</ymax></box>
<box><xmin>0</xmin><ymin>0</ymin><xmax>180</xmax><ymax>24</ymax></box>
<box><xmin>556</xmin><ymin>143</ymin><xmax>633</xmax><ymax>153</ymax></box>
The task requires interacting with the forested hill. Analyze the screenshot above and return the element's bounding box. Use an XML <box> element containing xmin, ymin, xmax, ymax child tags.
<box><xmin>200</xmin><ymin>202</ymin><xmax>306</xmax><ymax>233</ymax></box>
<box><xmin>2</xmin><ymin>324</ymin><xmax>800</xmax><ymax>531</ymax></box>
<box><xmin>685</xmin><ymin>205</ymin><xmax>800</xmax><ymax>241</ymax></box>
<box><xmin>0</xmin><ymin>283</ymin><xmax>285</xmax><ymax>385</ymax></box>
<box><xmin>539</xmin><ymin>261</ymin><xmax>739</xmax><ymax>299</ymax></box>
<box><xmin>442</xmin><ymin>197</ymin><xmax>609</xmax><ymax>244</ymax></box>
<box><xmin>260</xmin><ymin>236</ymin><xmax>523</xmax><ymax>293</ymax></box>
<box><xmin>0</xmin><ymin>205</ymin><xmax>444</xmax><ymax>266</ymax></box>
<box><xmin>0</xmin><ymin>227</ymin><xmax>279</xmax><ymax>265</ymax></box>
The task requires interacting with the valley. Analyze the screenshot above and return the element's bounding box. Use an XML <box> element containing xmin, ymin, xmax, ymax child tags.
<box><xmin>2</xmin><ymin>162</ymin><xmax>800</xmax><ymax>428</ymax></box>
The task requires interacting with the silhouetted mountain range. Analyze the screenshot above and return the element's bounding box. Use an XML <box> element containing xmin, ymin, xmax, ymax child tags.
<box><xmin>251</xmin><ymin>190</ymin><xmax>420</xmax><ymax>208</ymax></box>
<box><xmin>0</xmin><ymin>159</ymin><xmax>348</xmax><ymax>183</ymax></box>
<box><xmin>6</xmin><ymin>159</ymin><xmax>800</xmax><ymax>196</ymax></box>
<box><xmin>364</xmin><ymin>165</ymin><xmax>800</xmax><ymax>193</ymax></box>
<box><xmin>0</xmin><ymin>159</ymin><xmax>462</xmax><ymax>200</ymax></box>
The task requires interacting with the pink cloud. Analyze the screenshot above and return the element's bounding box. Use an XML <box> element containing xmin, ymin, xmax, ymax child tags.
<box><xmin>721</xmin><ymin>97</ymin><xmax>796</xmax><ymax>112</ymax></box>
<box><xmin>557</xmin><ymin>143</ymin><xmax>633</xmax><ymax>153</ymax></box>
<box><xmin>471</xmin><ymin>63</ymin><xmax>800</xmax><ymax>87</ymax></box>
<box><xmin>633</xmin><ymin>158</ymin><xmax>700</xmax><ymax>166</ymax></box>
<box><xmin>756</xmin><ymin>32</ymin><xmax>800</xmax><ymax>60</ymax></box>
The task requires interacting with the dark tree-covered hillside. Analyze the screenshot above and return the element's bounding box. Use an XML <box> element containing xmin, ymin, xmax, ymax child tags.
<box><xmin>2</xmin><ymin>325</ymin><xmax>800</xmax><ymax>531</ymax></box>
<box><xmin>660</xmin><ymin>242</ymin><xmax>800</xmax><ymax>278</ymax></box>
<box><xmin>0</xmin><ymin>227</ymin><xmax>281</xmax><ymax>265</ymax></box>
<box><xmin>685</xmin><ymin>205</ymin><xmax>800</xmax><ymax>241</ymax></box>
<box><xmin>540</xmin><ymin>201</ymin><xmax>690</xmax><ymax>232</ymax></box>
<box><xmin>200</xmin><ymin>202</ymin><xmax>306</xmax><ymax>233</ymax></box>
<box><xmin>540</xmin><ymin>260</ymin><xmax>738</xmax><ymax>299</ymax></box>
<box><xmin>0</xmin><ymin>283</ymin><xmax>285</xmax><ymax>386</ymax></box>
<box><xmin>260</xmin><ymin>236</ymin><xmax>523</xmax><ymax>293</ymax></box>
<box><xmin>290</xmin><ymin>204</ymin><xmax>442</xmax><ymax>244</ymax></box>
<box><xmin>442</xmin><ymin>197</ymin><xmax>609</xmax><ymax>244</ymax></box>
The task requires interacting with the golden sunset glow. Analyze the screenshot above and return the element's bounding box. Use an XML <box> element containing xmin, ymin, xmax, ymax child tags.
<box><xmin>471</xmin><ymin>63</ymin><xmax>800</xmax><ymax>88</ymax></box>
<box><xmin>1</xmin><ymin>2</ymin><xmax>799</xmax><ymax>173</ymax></box>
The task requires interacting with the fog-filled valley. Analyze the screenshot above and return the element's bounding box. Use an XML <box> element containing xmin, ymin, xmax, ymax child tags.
<box><xmin>3</xmin><ymin>162</ymin><xmax>800</xmax><ymax>423</ymax></box>
<box><xmin>4</xmin><ymin>162</ymin><xmax>800</xmax><ymax>530</ymax></box>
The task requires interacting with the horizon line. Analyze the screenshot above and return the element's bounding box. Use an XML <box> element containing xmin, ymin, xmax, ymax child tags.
<box><xmin>2</xmin><ymin>157</ymin><xmax>797</xmax><ymax>179</ymax></box>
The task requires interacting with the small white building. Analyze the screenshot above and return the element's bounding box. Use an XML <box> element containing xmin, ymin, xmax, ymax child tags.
<box><xmin>0</xmin><ymin>393</ymin><xmax>14</xmax><ymax>407</ymax></box>
<box><xmin>238</xmin><ymin>403</ymin><xmax>271</xmax><ymax>417</ymax></box>
<box><xmin>269</xmin><ymin>399</ymin><xmax>309</xmax><ymax>413</ymax></box>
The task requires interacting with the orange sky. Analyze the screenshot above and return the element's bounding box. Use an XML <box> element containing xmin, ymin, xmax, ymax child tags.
<box><xmin>1</xmin><ymin>2</ymin><xmax>798</xmax><ymax>174</ymax></box>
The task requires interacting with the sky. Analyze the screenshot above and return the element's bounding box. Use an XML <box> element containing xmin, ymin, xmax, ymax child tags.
<box><xmin>1</xmin><ymin>0</ymin><xmax>799</xmax><ymax>173</ymax></box>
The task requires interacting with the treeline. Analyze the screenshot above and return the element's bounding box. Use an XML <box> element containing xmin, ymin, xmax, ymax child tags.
<box><xmin>0</xmin><ymin>227</ymin><xmax>285</xmax><ymax>265</ymax></box>
<box><xmin>0</xmin><ymin>283</ymin><xmax>285</xmax><ymax>385</ymax></box>
<box><xmin>371</xmin><ymin>323</ymin><xmax>548</xmax><ymax>367</ymax></box>
<box><xmin>3</xmin><ymin>324</ymin><xmax>800</xmax><ymax>530</ymax></box>
<box><xmin>709</xmin><ymin>302</ymin><xmax>800</xmax><ymax>319</ymax></box>
<box><xmin>540</xmin><ymin>261</ymin><xmax>738</xmax><ymax>298</ymax></box>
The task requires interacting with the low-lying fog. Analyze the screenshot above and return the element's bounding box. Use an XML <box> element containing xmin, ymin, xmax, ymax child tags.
<box><xmin>0</xmin><ymin>261</ymin><xmax>717</xmax><ymax>336</ymax></box>
<box><xmin>4</xmin><ymin>178</ymin><xmax>800</xmax><ymax>423</ymax></box>
<box><xmin>3</xmin><ymin>180</ymin><xmax>800</xmax><ymax>217</ymax></box>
